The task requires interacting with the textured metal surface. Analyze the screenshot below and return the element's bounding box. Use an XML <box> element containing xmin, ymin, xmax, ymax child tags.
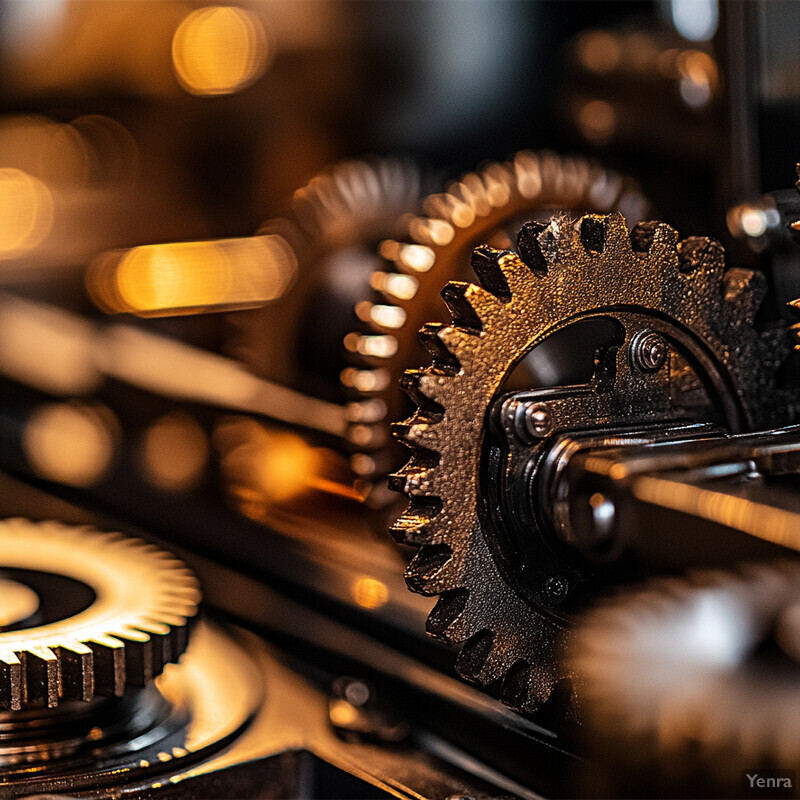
<box><xmin>391</xmin><ymin>211</ymin><xmax>788</xmax><ymax>713</ymax></box>
<box><xmin>0</xmin><ymin>519</ymin><xmax>199</xmax><ymax>710</ymax></box>
<box><xmin>343</xmin><ymin>151</ymin><xmax>651</xmax><ymax>505</ymax></box>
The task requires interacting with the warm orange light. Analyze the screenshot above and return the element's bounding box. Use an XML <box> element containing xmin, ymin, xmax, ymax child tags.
<box><xmin>172</xmin><ymin>6</ymin><xmax>268</xmax><ymax>97</ymax></box>
<box><xmin>88</xmin><ymin>235</ymin><xmax>296</xmax><ymax>317</ymax></box>
<box><xmin>0</xmin><ymin>168</ymin><xmax>53</xmax><ymax>257</ymax></box>
<box><xmin>576</xmin><ymin>100</ymin><xmax>616</xmax><ymax>145</ymax></box>
<box><xmin>253</xmin><ymin>430</ymin><xmax>321</xmax><ymax>502</ymax></box>
<box><xmin>329</xmin><ymin>698</ymin><xmax>359</xmax><ymax>727</ymax></box>
<box><xmin>117</xmin><ymin>242</ymin><xmax>230</xmax><ymax>313</ymax></box>
<box><xmin>577</xmin><ymin>31</ymin><xmax>621</xmax><ymax>74</ymax></box>
<box><xmin>139</xmin><ymin>412</ymin><xmax>209</xmax><ymax>492</ymax></box>
<box><xmin>0</xmin><ymin>579</ymin><xmax>39</xmax><ymax>627</ymax></box>
<box><xmin>23</xmin><ymin>402</ymin><xmax>117</xmax><ymax>487</ymax></box>
<box><xmin>0</xmin><ymin>294</ymin><xmax>100</xmax><ymax>395</ymax></box>
<box><xmin>352</xmin><ymin>577</ymin><xmax>389</xmax><ymax>610</ymax></box>
<box><xmin>217</xmin><ymin>419</ymin><xmax>323</xmax><ymax>504</ymax></box>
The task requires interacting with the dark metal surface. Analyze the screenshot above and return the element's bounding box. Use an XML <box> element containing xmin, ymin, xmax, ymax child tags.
<box><xmin>343</xmin><ymin>152</ymin><xmax>651</xmax><ymax>508</ymax></box>
<box><xmin>391</xmin><ymin>211</ymin><xmax>789</xmax><ymax>714</ymax></box>
<box><xmin>551</xmin><ymin>424</ymin><xmax>800</xmax><ymax>567</ymax></box>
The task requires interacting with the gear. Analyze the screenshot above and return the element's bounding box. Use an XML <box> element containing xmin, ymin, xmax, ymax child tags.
<box><xmin>570</xmin><ymin>561</ymin><xmax>800</xmax><ymax>795</ymax></box>
<box><xmin>342</xmin><ymin>151</ymin><xmax>651</xmax><ymax>506</ymax></box>
<box><xmin>391</xmin><ymin>212</ymin><xmax>789</xmax><ymax>713</ymax></box>
<box><xmin>0</xmin><ymin>519</ymin><xmax>200</xmax><ymax>711</ymax></box>
<box><xmin>229</xmin><ymin>157</ymin><xmax>424</xmax><ymax>403</ymax></box>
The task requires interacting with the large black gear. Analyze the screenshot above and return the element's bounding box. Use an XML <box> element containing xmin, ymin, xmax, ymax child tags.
<box><xmin>342</xmin><ymin>151</ymin><xmax>651</xmax><ymax>507</ymax></box>
<box><xmin>391</xmin><ymin>212</ymin><xmax>790</xmax><ymax>714</ymax></box>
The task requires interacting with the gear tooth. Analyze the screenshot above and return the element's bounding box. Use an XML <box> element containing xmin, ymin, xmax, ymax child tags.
<box><xmin>791</xmin><ymin>322</ymin><xmax>800</xmax><ymax>350</ymax></box>
<box><xmin>629</xmin><ymin>220</ymin><xmax>662</xmax><ymax>253</ymax></box>
<box><xmin>111</xmin><ymin>629</ymin><xmax>153</xmax><ymax>687</ymax></box>
<box><xmin>399</xmin><ymin>368</ymin><xmax>448</xmax><ymax>412</ymax></box>
<box><xmin>454</xmin><ymin>629</ymin><xmax>497</xmax><ymax>682</ymax></box>
<box><xmin>418</xmin><ymin>323</ymin><xmax>461</xmax><ymax>372</ymax></box>
<box><xmin>500</xmin><ymin>659</ymin><xmax>534</xmax><ymax>710</ymax></box>
<box><xmin>57</xmin><ymin>641</ymin><xmax>94</xmax><ymax>702</ymax></box>
<box><xmin>440</xmin><ymin>281</ymin><xmax>483</xmax><ymax>332</ymax></box>
<box><xmin>391</xmin><ymin>415</ymin><xmax>438</xmax><ymax>449</ymax></box>
<box><xmin>536</xmin><ymin>214</ymin><xmax>576</xmax><ymax>264</ymax></box>
<box><xmin>437</xmin><ymin>325</ymin><xmax>481</xmax><ymax>358</ymax></box>
<box><xmin>405</xmin><ymin>544</ymin><xmax>453</xmax><ymax>595</ymax></box>
<box><xmin>22</xmin><ymin>647</ymin><xmax>59</xmax><ymax>707</ymax></box>
<box><xmin>133</xmin><ymin>621</ymin><xmax>172</xmax><ymax>675</ymax></box>
<box><xmin>678</xmin><ymin>236</ymin><xmax>724</xmax><ymax>275</ymax></box>
<box><xmin>722</xmin><ymin>268</ymin><xmax>767</xmax><ymax>322</ymax></box>
<box><xmin>470</xmin><ymin>245</ymin><xmax>511</xmax><ymax>301</ymax></box>
<box><xmin>579</xmin><ymin>212</ymin><xmax>630</xmax><ymax>255</ymax></box>
<box><xmin>168</xmin><ymin>621</ymin><xmax>190</xmax><ymax>662</ymax></box>
<box><xmin>604</xmin><ymin>211</ymin><xmax>630</xmax><ymax>244</ymax></box>
<box><xmin>390</xmin><ymin>502</ymin><xmax>442</xmax><ymax>546</ymax></box>
<box><xmin>0</xmin><ymin>652</ymin><xmax>22</xmax><ymax>711</ymax></box>
<box><xmin>426</xmin><ymin>588</ymin><xmax>470</xmax><ymax>643</ymax></box>
<box><xmin>388</xmin><ymin>459</ymin><xmax>438</xmax><ymax>496</ymax></box>
<box><xmin>516</xmin><ymin>221</ymin><xmax>548</xmax><ymax>273</ymax></box>
<box><xmin>88</xmin><ymin>636</ymin><xmax>126</xmax><ymax>696</ymax></box>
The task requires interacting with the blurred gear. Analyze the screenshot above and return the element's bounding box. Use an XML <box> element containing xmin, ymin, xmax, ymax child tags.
<box><xmin>0</xmin><ymin>518</ymin><xmax>199</xmax><ymax>710</ymax></box>
<box><xmin>391</xmin><ymin>212</ymin><xmax>784</xmax><ymax>713</ymax></box>
<box><xmin>571</xmin><ymin>561</ymin><xmax>800</xmax><ymax>796</ymax></box>
<box><xmin>342</xmin><ymin>151</ymin><xmax>651</xmax><ymax>506</ymax></box>
<box><xmin>229</xmin><ymin>157</ymin><xmax>425</xmax><ymax>403</ymax></box>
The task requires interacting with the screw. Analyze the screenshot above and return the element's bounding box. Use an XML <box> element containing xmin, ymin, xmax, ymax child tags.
<box><xmin>545</xmin><ymin>575</ymin><xmax>569</xmax><ymax>600</ymax></box>
<box><xmin>524</xmin><ymin>402</ymin><xmax>553</xmax><ymax>438</ymax></box>
<box><xmin>630</xmin><ymin>330</ymin><xmax>667</xmax><ymax>373</ymax></box>
<box><xmin>343</xmin><ymin>679</ymin><xmax>371</xmax><ymax>707</ymax></box>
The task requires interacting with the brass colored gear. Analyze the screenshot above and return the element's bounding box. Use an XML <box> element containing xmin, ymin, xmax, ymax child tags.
<box><xmin>391</xmin><ymin>212</ymin><xmax>789</xmax><ymax>713</ymax></box>
<box><xmin>228</xmin><ymin>157</ymin><xmax>424</xmax><ymax>401</ymax></box>
<box><xmin>342</xmin><ymin>151</ymin><xmax>651</xmax><ymax>504</ymax></box>
<box><xmin>0</xmin><ymin>519</ymin><xmax>200</xmax><ymax>711</ymax></box>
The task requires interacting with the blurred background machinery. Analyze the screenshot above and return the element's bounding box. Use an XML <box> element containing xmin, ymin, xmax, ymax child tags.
<box><xmin>1</xmin><ymin>1</ymin><xmax>800</xmax><ymax>798</ymax></box>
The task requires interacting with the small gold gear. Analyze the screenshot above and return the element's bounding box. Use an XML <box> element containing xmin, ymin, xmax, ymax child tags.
<box><xmin>0</xmin><ymin>519</ymin><xmax>200</xmax><ymax>710</ymax></box>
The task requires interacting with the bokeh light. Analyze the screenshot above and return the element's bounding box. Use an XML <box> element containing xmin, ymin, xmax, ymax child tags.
<box><xmin>172</xmin><ymin>6</ymin><xmax>269</xmax><ymax>97</ymax></box>
<box><xmin>352</xmin><ymin>577</ymin><xmax>389</xmax><ymax>610</ymax></box>
<box><xmin>88</xmin><ymin>235</ymin><xmax>297</xmax><ymax>316</ymax></box>
<box><xmin>0</xmin><ymin>294</ymin><xmax>100</xmax><ymax>395</ymax></box>
<box><xmin>0</xmin><ymin>168</ymin><xmax>53</xmax><ymax>257</ymax></box>
<box><xmin>139</xmin><ymin>412</ymin><xmax>209</xmax><ymax>492</ymax></box>
<box><xmin>23</xmin><ymin>402</ymin><xmax>117</xmax><ymax>487</ymax></box>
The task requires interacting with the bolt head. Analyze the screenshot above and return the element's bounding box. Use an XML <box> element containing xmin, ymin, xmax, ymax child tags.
<box><xmin>545</xmin><ymin>575</ymin><xmax>569</xmax><ymax>599</ymax></box>
<box><xmin>525</xmin><ymin>402</ymin><xmax>553</xmax><ymax>438</ymax></box>
<box><xmin>631</xmin><ymin>330</ymin><xmax>667</xmax><ymax>373</ymax></box>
